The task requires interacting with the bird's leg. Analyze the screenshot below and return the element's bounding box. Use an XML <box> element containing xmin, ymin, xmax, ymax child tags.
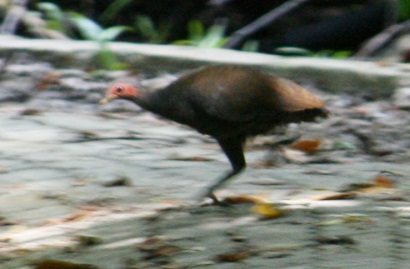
<box><xmin>201</xmin><ymin>137</ymin><xmax>246</xmax><ymax>204</ymax></box>
<box><xmin>204</xmin><ymin>168</ymin><xmax>245</xmax><ymax>205</ymax></box>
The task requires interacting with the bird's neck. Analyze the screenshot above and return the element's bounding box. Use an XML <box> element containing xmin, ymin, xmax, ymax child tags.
<box><xmin>128</xmin><ymin>88</ymin><xmax>169</xmax><ymax>115</ymax></box>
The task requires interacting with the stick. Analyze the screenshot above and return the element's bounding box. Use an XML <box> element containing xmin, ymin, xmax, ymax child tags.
<box><xmin>354</xmin><ymin>19</ymin><xmax>410</xmax><ymax>59</ymax></box>
<box><xmin>0</xmin><ymin>0</ymin><xmax>29</xmax><ymax>35</ymax></box>
<box><xmin>224</xmin><ymin>0</ymin><xmax>311</xmax><ymax>48</ymax></box>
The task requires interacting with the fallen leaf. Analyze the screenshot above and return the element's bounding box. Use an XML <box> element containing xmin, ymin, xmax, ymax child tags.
<box><xmin>373</xmin><ymin>174</ymin><xmax>395</xmax><ymax>188</ymax></box>
<box><xmin>356</xmin><ymin>186</ymin><xmax>395</xmax><ymax>195</ymax></box>
<box><xmin>35</xmin><ymin>71</ymin><xmax>61</xmax><ymax>91</ymax></box>
<box><xmin>289</xmin><ymin>139</ymin><xmax>322</xmax><ymax>154</ymax></box>
<box><xmin>250</xmin><ymin>159</ymin><xmax>277</xmax><ymax>168</ymax></box>
<box><xmin>224</xmin><ymin>194</ymin><xmax>269</xmax><ymax>204</ymax></box>
<box><xmin>314</xmin><ymin>192</ymin><xmax>356</xmax><ymax>200</ymax></box>
<box><xmin>315</xmin><ymin>235</ymin><xmax>356</xmax><ymax>245</ymax></box>
<box><xmin>19</xmin><ymin>108</ymin><xmax>42</xmax><ymax>116</ymax></box>
<box><xmin>34</xmin><ymin>259</ymin><xmax>98</xmax><ymax>269</ymax></box>
<box><xmin>138</xmin><ymin>237</ymin><xmax>163</xmax><ymax>252</ymax></box>
<box><xmin>103</xmin><ymin>176</ymin><xmax>132</xmax><ymax>187</ymax></box>
<box><xmin>45</xmin><ymin>211</ymin><xmax>91</xmax><ymax>225</ymax></box>
<box><xmin>145</xmin><ymin>245</ymin><xmax>181</xmax><ymax>259</ymax></box>
<box><xmin>251</xmin><ymin>203</ymin><xmax>284</xmax><ymax>219</ymax></box>
<box><xmin>217</xmin><ymin>250</ymin><xmax>250</xmax><ymax>262</ymax></box>
<box><xmin>76</xmin><ymin>235</ymin><xmax>103</xmax><ymax>247</ymax></box>
<box><xmin>168</xmin><ymin>155</ymin><xmax>213</xmax><ymax>162</ymax></box>
<box><xmin>76</xmin><ymin>205</ymin><xmax>105</xmax><ymax>211</ymax></box>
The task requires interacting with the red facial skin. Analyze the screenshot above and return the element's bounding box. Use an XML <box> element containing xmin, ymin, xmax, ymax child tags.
<box><xmin>101</xmin><ymin>83</ymin><xmax>139</xmax><ymax>103</ymax></box>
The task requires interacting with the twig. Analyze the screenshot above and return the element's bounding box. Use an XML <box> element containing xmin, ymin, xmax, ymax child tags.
<box><xmin>354</xmin><ymin>19</ymin><xmax>410</xmax><ymax>59</ymax></box>
<box><xmin>0</xmin><ymin>0</ymin><xmax>29</xmax><ymax>35</ymax></box>
<box><xmin>224</xmin><ymin>0</ymin><xmax>311</xmax><ymax>48</ymax></box>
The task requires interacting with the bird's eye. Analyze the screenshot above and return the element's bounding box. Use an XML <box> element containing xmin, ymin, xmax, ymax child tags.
<box><xmin>116</xmin><ymin>87</ymin><xmax>124</xmax><ymax>93</ymax></box>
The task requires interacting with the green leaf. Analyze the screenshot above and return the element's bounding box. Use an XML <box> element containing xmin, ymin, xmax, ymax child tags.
<box><xmin>97</xmin><ymin>49</ymin><xmax>128</xmax><ymax>70</ymax></box>
<box><xmin>69</xmin><ymin>13</ymin><xmax>103</xmax><ymax>40</ymax></box>
<box><xmin>242</xmin><ymin>40</ymin><xmax>259</xmax><ymax>52</ymax></box>
<box><xmin>198</xmin><ymin>24</ymin><xmax>227</xmax><ymax>48</ymax></box>
<box><xmin>37</xmin><ymin>2</ymin><xmax>64</xmax><ymax>21</ymax></box>
<box><xmin>399</xmin><ymin>0</ymin><xmax>410</xmax><ymax>20</ymax></box>
<box><xmin>274</xmin><ymin>47</ymin><xmax>314</xmax><ymax>56</ymax></box>
<box><xmin>331</xmin><ymin>50</ymin><xmax>352</xmax><ymax>59</ymax></box>
<box><xmin>135</xmin><ymin>15</ymin><xmax>157</xmax><ymax>40</ymax></box>
<box><xmin>172</xmin><ymin>40</ymin><xmax>195</xmax><ymax>45</ymax></box>
<box><xmin>98</xmin><ymin>26</ymin><xmax>131</xmax><ymax>42</ymax></box>
<box><xmin>188</xmin><ymin>20</ymin><xmax>204</xmax><ymax>42</ymax></box>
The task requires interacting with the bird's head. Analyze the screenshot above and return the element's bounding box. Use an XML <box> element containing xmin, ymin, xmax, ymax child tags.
<box><xmin>100</xmin><ymin>83</ymin><xmax>139</xmax><ymax>104</ymax></box>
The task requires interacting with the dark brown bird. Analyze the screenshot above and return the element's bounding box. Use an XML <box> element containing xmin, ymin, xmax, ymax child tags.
<box><xmin>100</xmin><ymin>65</ymin><xmax>328</xmax><ymax>203</ymax></box>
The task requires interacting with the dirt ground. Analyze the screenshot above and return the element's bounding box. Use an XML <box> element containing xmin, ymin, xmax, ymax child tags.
<box><xmin>0</xmin><ymin>62</ymin><xmax>409</xmax><ymax>269</ymax></box>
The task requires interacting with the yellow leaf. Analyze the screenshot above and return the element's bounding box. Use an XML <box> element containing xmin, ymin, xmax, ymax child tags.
<box><xmin>251</xmin><ymin>203</ymin><xmax>284</xmax><ymax>219</ymax></box>
<box><xmin>224</xmin><ymin>194</ymin><xmax>269</xmax><ymax>205</ymax></box>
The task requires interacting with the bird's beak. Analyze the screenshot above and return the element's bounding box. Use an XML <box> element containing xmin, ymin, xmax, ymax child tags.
<box><xmin>99</xmin><ymin>97</ymin><xmax>110</xmax><ymax>105</ymax></box>
<box><xmin>99</xmin><ymin>94</ymin><xmax>116</xmax><ymax>105</ymax></box>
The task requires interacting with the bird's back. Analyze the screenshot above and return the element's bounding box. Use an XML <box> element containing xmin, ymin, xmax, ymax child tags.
<box><xmin>148</xmin><ymin>65</ymin><xmax>327</xmax><ymax>138</ymax></box>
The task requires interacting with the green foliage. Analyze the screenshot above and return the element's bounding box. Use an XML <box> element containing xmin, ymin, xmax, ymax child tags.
<box><xmin>134</xmin><ymin>15</ymin><xmax>169</xmax><ymax>43</ymax></box>
<box><xmin>37</xmin><ymin>2</ymin><xmax>131</xmax><ymax>70</ymax></box>
<box><xmin>241</xmin><ymin>40</ymin><xmax>259</xmax><ymax>52</ymax></box>
<box><xmin>173</xmin><ymin>20</ymin><xmax>228</xmax><ymax>48</ymax></box>
<box><xmin>274</xmin><ymin>47</ymin><xmax>352</xmax><ymax>59</ymax></box>
<box><xmin>99</xmin><ymin>0</ymin><xmax>132</xmax><ymax>24</ymax></box>
<box><xmin>399</xmin><ymin>0</ymin><xmax>410</xmax><ymax>20</ymax></box>
<box><xmin>37</xmin><ymin>2</ymin><xmax>70</xmax><ymax>35</ymax></box>
<box><xmin>69</xmin><ymin>12</ymin><xmax>131</xmax><ymax>42</ymax></box>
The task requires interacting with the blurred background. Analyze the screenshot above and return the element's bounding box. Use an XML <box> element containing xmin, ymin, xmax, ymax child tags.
<box><xmin>1</xmin><ymin>0</ymin><xmax>410</xmax><ymax>61</ymax></box>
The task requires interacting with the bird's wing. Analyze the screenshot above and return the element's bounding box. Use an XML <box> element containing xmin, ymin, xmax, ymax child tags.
<box><xmin>189</xmin><ymin>76</ymin><xmax>325</xmax><ymax>122</ymax></box>
<box><xmin>171</xmin><ymin>66</ymin><xmax>325</xmax><ymax>123</ymax></box>
<box><xmin>269</xmin><ymin>78</ymin><xmax>326</xmax><ymax>112</ymax></box>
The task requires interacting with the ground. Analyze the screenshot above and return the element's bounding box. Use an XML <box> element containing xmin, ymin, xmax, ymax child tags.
<box><xmin>0</xmin><ymin>63</ymin><xmax>409</xmax><ymax>269</ymax></box>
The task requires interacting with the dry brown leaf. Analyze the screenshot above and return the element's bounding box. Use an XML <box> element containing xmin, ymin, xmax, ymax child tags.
<box><xmin>217</xmin><ymin>250</ymin><xmax>250</xmax><ymax>262</ymax></box>
<box><xmin>373</xmin><ymin>174</ymin><xmax>395</xmax><ymax>188</ymax></box>
<box><xmin>251</xmin><ymin>203</ymin><xmax>284</xmax><ymax>219</ymax></box>
<box><xmin>356</xmin><ymin>186</ymin><xmax>395</xmax><ymax>195</ymax></box>
<box><xmin>76</xmin><ymin>205</ymin><xmax>105</xmax><ymax>211</ymax></box>
<box><xmin>34</xmin><ymin>259</ymin><xmax>98</xmax><ymax>269</ymax></box>
<box><xmin>168</xmin><ymin>155</ymin><xmax>212</xmax><ymax>162</ymax></box>
<box><xmin>145</xmin><ymin>245</ymin><xmax>181</xmax><ymax>259</ymax></box>
<box><xmin>224</xmin><ymin>194</ymin><xmax>269</xmax><ymax>205</ymax></box>
<box><xmin>314</xmin><ymin>192</ymin><xmax>356</xmax><ymax>200</ymax></box>
<box><xmin>45</xmin><ymin>211</ymin><xmax>92</xmax><ymax>225</ymax></box>
<box><xmin>35</xmin><ymin>71</ymin><xmax>61</xmax><ymax>91</ymax></box>
<box><xmin>20</xmin><ymin>108</ymin><xmax>42</xmax><ymax>116</ymax></box>
<box><xmin>289</xmin><ymin>139</ymin><xmax>322</xmax><ymax>154</ymax></box>
<box><xmin>250</xmin><ymin>159</ymin><xmax>276</xmax><ymax>168</ymax></box>
<box><xmin>138</xmin><ymin>237</ymin><xmax>163</xmax><ymax>252</ymax></box>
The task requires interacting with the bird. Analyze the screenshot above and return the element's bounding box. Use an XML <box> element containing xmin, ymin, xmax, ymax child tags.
<box><xmin>100</xmin><ymin>65</ymin><xmax>328</xmax><ymax>204</ymax></box>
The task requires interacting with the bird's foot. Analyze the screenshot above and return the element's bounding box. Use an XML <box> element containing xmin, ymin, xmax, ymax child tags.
<box><xmin>199</xmin><ymin>190</ymin><xmax>231</xmax><ymax>207</ymax></box>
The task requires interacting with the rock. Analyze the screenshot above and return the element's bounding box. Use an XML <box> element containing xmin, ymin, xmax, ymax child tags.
<box><xmin>393</xmin><ymin>87</ymin><xmax>410</xmax><ymax>109</ymax></box>
<box><xmin>0</xmin><ymin>79</ymin><xmax>34</xmax><ymax>102</ymax></box>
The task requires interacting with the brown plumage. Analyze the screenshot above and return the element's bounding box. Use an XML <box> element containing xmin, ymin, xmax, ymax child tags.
<box><xmin>101</xmin><ymin>65</ymin><xmax>328</xmax><ymax>203</ymax></box>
